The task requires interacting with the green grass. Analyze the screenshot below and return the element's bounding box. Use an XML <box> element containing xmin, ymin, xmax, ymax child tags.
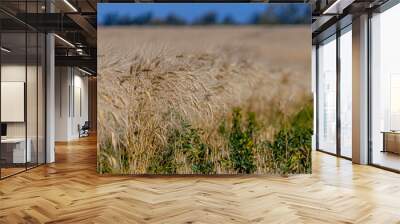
<box><xmin>99</xmin><ymin>99</ymin><xmax>313</xmax><ymax>175</ymax></box>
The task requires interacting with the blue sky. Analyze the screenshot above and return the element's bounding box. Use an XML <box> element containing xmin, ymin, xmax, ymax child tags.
<box><xmin>98</xmin><ymin>3</ymin><xmax>271</xmax><ymax>24</ymax></box>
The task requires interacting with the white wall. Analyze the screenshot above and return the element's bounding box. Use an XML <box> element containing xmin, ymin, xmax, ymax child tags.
<box><xmin>1</xmin><ymin>65</ymin><xmax>26</xmax><ymax>143</ymax></box>
<box><xmin>55</xmin><ymin>67</ymin><xmax>89</xmax><ymax>141</ymax></box>
<box><xmin>71</xmin><ymin>73</ymin><xmax>89</xmax><ymax>138</ymax></box>
<box><xmin>1</xmin><ymin>65</ymin><xmax>26</xmax><ymax>138</ymax></box>
<box><xmin>1</xmin><ymin>63</ymin><xmax>46</xmax><ymax>164</ymax></box>
<box><xmin>1</xmin><ymin>65</ymin><xmax>36</xmax><ymax>138</ymax></box>
<box><xmin>55</xmin><ymin>67</ymin><xmax>70</xmax><ymax>141</ymax></box>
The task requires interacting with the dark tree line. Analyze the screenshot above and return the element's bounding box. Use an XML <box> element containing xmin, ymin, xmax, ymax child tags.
<box><xmin>101</xmin><ymin>5</ymin><xmax>311</xmax><ymax>26</ymax></box>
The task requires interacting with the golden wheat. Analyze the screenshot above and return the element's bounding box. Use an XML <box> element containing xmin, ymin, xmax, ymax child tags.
<box><xmin>98</xmin><ymin>26</ymin><xmax>311</xmax><ymax>174</ymax></box>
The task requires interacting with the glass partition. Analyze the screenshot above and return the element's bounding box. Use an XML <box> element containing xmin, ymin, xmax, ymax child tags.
<box><xmin>339</xmin><ymin>26</ymin><xmax>352</xmax><ymax>158</ymax></box>
<box><xmin>27</xmin><ymin>0</ymin><xmax>38</xmax><ymax>170</ymax></box>
<box><xmin>1</xmin><ymin>31</ymin><xmax>28</xmax><ymax>177</ymax></box>
<box><xmin>370</xmin><ymin>3</ymin><xmax>400</xmax><ymax>171</ymax></box>
<box><xmin>38</xmin><ymin>32</ymin><xmax>45</xmax><ymax>165</ymax></box>
<box><xmin>317</xmin><ymin>35</ymin><xmax>337</xmax><ymax>154</ymax></box>
<box><xmin>27</xmin><ymin>30</ymin><xmax>38</xmax><ymax>169</ymax></box>
<box><xmin>0</xmin><ymin>1</ymin><xmax>46</xmax><ymax>179</ymax></box>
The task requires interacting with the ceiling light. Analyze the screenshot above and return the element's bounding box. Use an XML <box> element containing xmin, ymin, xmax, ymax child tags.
<box><xmin>323</xmin><ymin>0</ymin><xmax>355</xmax><ymax>15</ymax></box>
<box><xmin>1</xmin><ymin>47</ymin><xmax>11</xmax><ymax>53</ymax></box>
<box><xmin>78</xmin><ymin>67</ymin><xmax>93</xmax><ymax>76</ymax></box>
<box><xmin>76</xmin><ymin>48</ymin><xmax>85</xmax><ymax>55</ymax></box>
<box><xmin>323</xmin><ymin>0</ymin><xmax>341</xmax><ymax>14</ymax></box>
<box><xmin>54</xmin><ymin>34</ymin><xmax>75</xmax><ymax>48</ymax></box>
<box><xmin>63</xmin><ymin>0</ymin><xmax>78</xmax><ymax>12</ymax></box>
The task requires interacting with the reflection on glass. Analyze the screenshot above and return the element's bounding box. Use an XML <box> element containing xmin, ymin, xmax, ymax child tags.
<box><xmin>0</xmin><ymin>1</ymin><xmax>47</xmax><ymax>179</ymax></box>
<box><xmin>340</xmin><ymin>28</ymin><xmax>352</xmax><ymax>158</ymax></box>
<box><xmin>318</xmin><ymin>36</ymin><xmax>337</xmax><ymax>154</ymax></box>
<box><xmin>1</xmin><ymin>31</ymin><xmax>27</xmax><ymax>177</ymax></box>
<box><xmin>27</xmin><ymin>31</ymin><xmax>38</xmax><ymax>169</ymax></box>
<box><xmin>371</xmin><ymin>3</ymin><xmax>400</xmax><ymax>171</ymax></box>
<box><xmin>38</xmin><ymin>33</ymin><xmax>46</xmax><ymax>165</ymax></box>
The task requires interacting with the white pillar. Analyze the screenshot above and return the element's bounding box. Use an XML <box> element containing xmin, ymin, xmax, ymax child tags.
<box><xmin>46</xmin><ymin>32</ymin><xmax>55</xmax><ymax>163</ymax></box>
<box><xmin>55</xmin><ymin>67</ymin><xmax>73</xmax><ymax>141</ymax></box>
<box><xmin>352</xmin><ymin>14</ymin><xmax>369</xmax><ymax>164</ymax></box>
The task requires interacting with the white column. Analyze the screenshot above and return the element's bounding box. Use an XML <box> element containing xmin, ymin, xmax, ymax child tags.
<box><xmin>352</xmin><ymin>14</ymin><xmax>369</xmax><ymax>164</ymax></box>
<box><xmin>45</xmin><ymin>0</ymin><xmax>55</xmax><ymax>163</ymax></box>
<box><xmin>55</xmin><ymin>67</ymin><xmax>73</xmax><ymax>141</ymax></box>
<box><xmin>46</xmin><ymin>32</ymin><xmax>55</xmax><ymax>163</ymax></box>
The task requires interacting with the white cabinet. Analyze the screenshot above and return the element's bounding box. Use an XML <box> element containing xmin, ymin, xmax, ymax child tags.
<box><xmin>1</xmin><ymin>138</ymin><xmax>32</xmax><ymax>163</ymax></box>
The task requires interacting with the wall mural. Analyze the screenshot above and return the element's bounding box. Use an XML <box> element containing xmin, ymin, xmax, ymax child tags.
<box><xmin>97</xmin><ymin>3</ymin><xmax>313</xmax><ymax>175</ymax></box>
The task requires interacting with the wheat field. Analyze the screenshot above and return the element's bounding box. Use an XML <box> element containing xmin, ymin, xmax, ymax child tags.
<box><xmin>98</xmin><ymin>26</ymin><xmax>312</xmax><ymax>175</ymax></box>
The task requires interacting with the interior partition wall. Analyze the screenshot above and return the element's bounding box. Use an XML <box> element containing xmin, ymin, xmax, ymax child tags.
<box><xmin>370</xmin><ymin>2</ymin><xmax>400</xmax><ymax>171</ymax></box>
<box><xmin>316</xmin><ymin>24</ymin><xmax>353</xmax><ymax>159</ymax></box>
<box><xmin>0</xmin><ymin>1</ymin><xmax>46</xmax><ymax>179</ymax></box>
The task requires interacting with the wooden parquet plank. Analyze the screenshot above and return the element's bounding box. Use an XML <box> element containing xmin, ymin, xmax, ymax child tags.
<box><xmin>0</xmin><ymin>135</ymin><xmax>399</xmax><ymax>223</ymax></box>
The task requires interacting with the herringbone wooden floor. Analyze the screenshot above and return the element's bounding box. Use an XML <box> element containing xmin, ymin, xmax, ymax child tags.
<box><xmin>1</xmin><ymin>136</ymin><xmax>400</xmax><ymax>224</ymax></box>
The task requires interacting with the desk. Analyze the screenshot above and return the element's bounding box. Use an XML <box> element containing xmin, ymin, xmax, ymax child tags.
<box><xmin>1</xmin><ymin>138</ymin><xmax>31</xmax><ymax>163</ymax></box>
<box><xmin>382</xmin><ymin>131</ymin><xmax>400</xmax><ymax>154</ymax></box>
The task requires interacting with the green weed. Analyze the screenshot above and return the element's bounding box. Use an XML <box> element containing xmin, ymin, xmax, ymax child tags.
<box><xmin>148</xmin><ymin>119</ymin><xmax>215</xmax><ymax>174</ymax></box>
<box><xmin>227</xmin><ymin>108</ymin><xmax>257</xmax><ymax>174</ymax></box>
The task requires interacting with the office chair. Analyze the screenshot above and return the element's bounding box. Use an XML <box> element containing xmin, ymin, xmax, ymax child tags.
<box><xmin>79</xmin><ymin>121</ymin><xmax>90</xmax><ymax>138</ymax></box>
